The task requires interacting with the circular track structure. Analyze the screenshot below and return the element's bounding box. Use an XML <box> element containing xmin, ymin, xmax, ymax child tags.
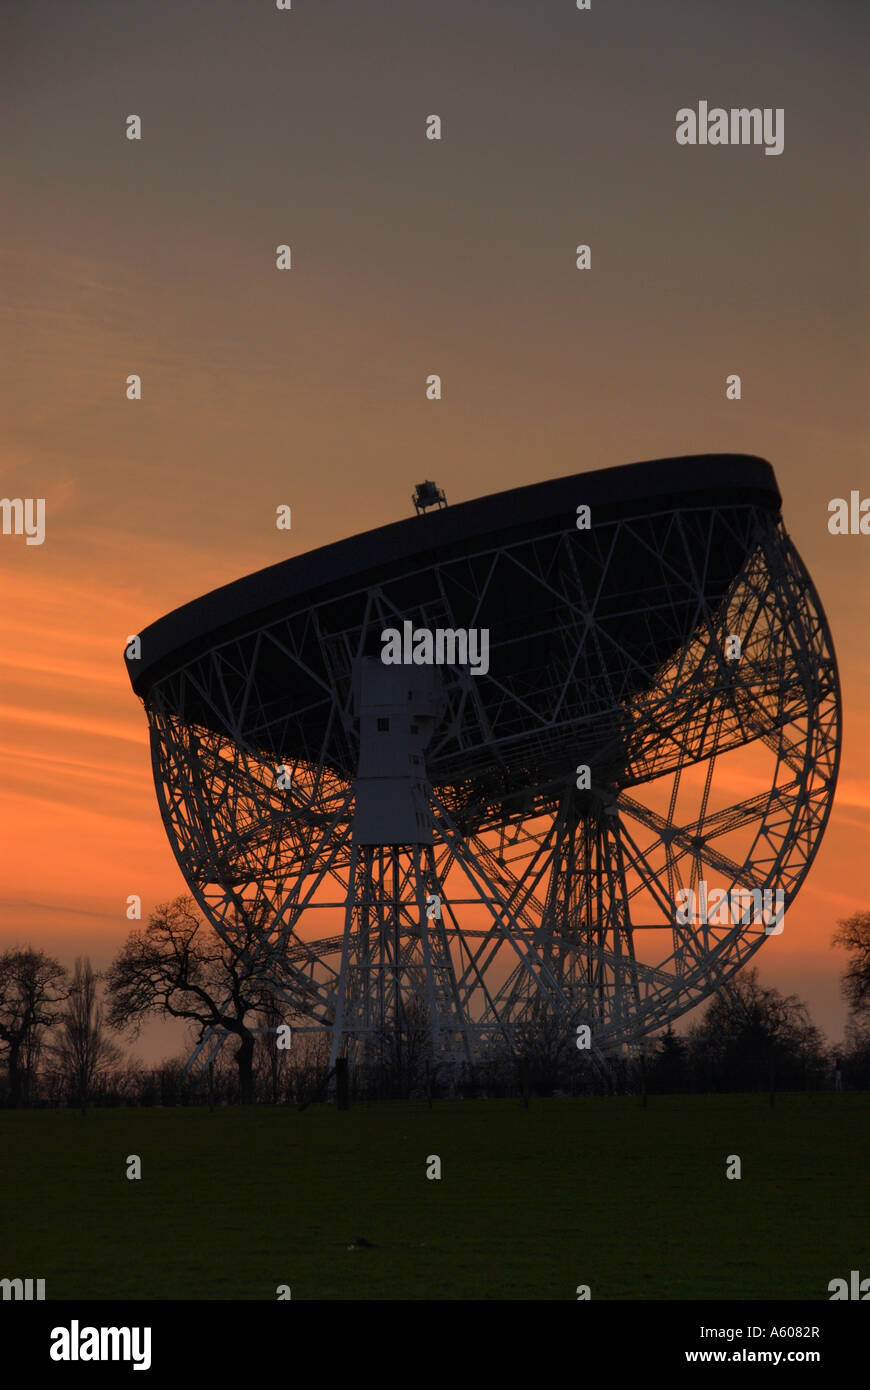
<box><xmin>127</xmin><ymin>455</ymin><xmax>841</xmax><ymax>1071</ymax></box>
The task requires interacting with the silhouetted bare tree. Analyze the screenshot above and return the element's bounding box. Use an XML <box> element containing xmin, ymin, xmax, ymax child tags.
<box><xmin>687</xmin><ymin>968</ymin><xmax>825</xmax><ymax>1091</ymax></box>
<box><xmin>256</xmin><ymin>990</ymin><xmax>292</xmax><ymax>1104</ymax></box>
<box><xmin>0</xmin><ymin>948</ymin><xmax>68</xmax><ymax>1106</ymax></box>
<box><xmin>513</xmin><ymin>1005</ymin><xmax>574</xmax><ymax>1096</ymax></box>
<box><xmin>50</xmin><ymin>957</ymin><xmax>121</xmax><ymax>1110</ymax></box>
<box><xmin>833</xmin><ymin>911</ymin><xmax>870</xmax><ymax>1019</ymax></box>
<box><xmin>106</xmin><ymin>896</ymin><xmax>297</xmax><ymax>1104</ymax></box>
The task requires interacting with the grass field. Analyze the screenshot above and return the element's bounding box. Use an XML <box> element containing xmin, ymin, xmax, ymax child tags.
<box><xmin>1</xmin><ymin>1093</ymin><xmax>867</xmax><ymax>1300</ymax></box>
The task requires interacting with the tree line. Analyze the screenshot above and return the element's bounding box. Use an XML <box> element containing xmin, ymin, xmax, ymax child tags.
<box><xmin>1</xmin><ymin>898</ymin><xmax>869</xmax><ymax>1106</ymax></box>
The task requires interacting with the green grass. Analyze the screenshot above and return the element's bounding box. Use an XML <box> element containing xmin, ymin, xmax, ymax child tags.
<box><xmin>1</xmin><ymin>1093</ymin><xmax>867</xmax><ymax>1299</ymax></box>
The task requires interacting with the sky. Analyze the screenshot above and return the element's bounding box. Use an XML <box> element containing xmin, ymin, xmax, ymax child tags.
<box><xmin>1</xmin><ymin>0</ymin><xmax>868</xmax><ymax>1059</ymax></box>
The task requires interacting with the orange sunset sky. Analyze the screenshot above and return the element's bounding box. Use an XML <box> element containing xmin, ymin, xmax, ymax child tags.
<box><xmin>2</xmin><ymin>0</ymin><xmax>868</xmax><ymax>1058</ymax></box>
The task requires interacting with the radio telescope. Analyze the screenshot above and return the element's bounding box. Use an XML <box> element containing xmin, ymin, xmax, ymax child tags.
<box><xmin>126</xmin><ymin>455</ymin><xmax>840</xmax><ymax>1076</ymax></box>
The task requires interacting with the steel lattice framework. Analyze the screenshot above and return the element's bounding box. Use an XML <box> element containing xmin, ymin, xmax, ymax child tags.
<box><xmin>129</xmin><ymin>457</ymin><xmax>841</xmax><ymax>1074</ymax></box>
